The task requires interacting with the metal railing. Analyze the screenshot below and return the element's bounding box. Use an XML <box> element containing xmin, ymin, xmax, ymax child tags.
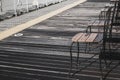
<box><xmin>0</xmin><ymin>0</ymin><xmax>66</xmax><ymax>16</ymax></box>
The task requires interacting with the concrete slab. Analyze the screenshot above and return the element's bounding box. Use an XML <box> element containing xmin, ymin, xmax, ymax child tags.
<box><xmin>0</xmin><ymin>0</ymin><xmax>86</xmax><ymax>41</ymax></box>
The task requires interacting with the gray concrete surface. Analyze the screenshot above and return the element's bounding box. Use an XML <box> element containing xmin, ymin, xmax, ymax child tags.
<box><xmin>0</xmin><ymin>0</ymin><xmax>86</xmax><ymax>32</ymax></box>
<box><xmin>0</xmin><ymin>0</ymin><xmax>75</xmax><ymax>31</ymax></box>
<box><xmin>0</xmin><ymin>1</ymin><xmax>119</xmax><ymax>80</ymax></box>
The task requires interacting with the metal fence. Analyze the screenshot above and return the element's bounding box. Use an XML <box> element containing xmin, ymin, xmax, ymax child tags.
<box><xmin>0</xmin><ymin>0</ymin><xmax>65</xmax><ymax>16</ymax></box>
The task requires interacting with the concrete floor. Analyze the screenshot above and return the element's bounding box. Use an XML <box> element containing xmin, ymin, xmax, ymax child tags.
<box><xmin>0</xmin><ymin>0</ymin><xmax>120</xmax><ymax>80</ymax></box>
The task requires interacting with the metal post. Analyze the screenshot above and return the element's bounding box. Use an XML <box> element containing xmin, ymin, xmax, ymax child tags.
<box><xmin>14</xmin><ymin>0</ymin><xmax>17</xmax><ymax>16</ymax></box>
<box><xmin>36</xmin><ymin>0</ymin><xmax>39</xmax><ymax>9</ymax></box>
<box><xmin>46</xmin><ymin>0</ymin><xmax>48</xmax><ymax>6</ymax></box>
<box><xmin>33</xmin><ymin>0</ymin><xmax>39</xmax><ymax>9</ymax></box>
<box><xmin>26</xmin><ymin>0</ymin><xmax>29</xmax><ymax>12</ymax></box>
<box><xmin>69</xmin><ymin>42</ymin><xmax>74</xmax><ymax>77</ymax></box>
<box><xmin>0</xmin><ymin>0</ymin><xmax>3</xmax><ymax>12</ymax></box>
